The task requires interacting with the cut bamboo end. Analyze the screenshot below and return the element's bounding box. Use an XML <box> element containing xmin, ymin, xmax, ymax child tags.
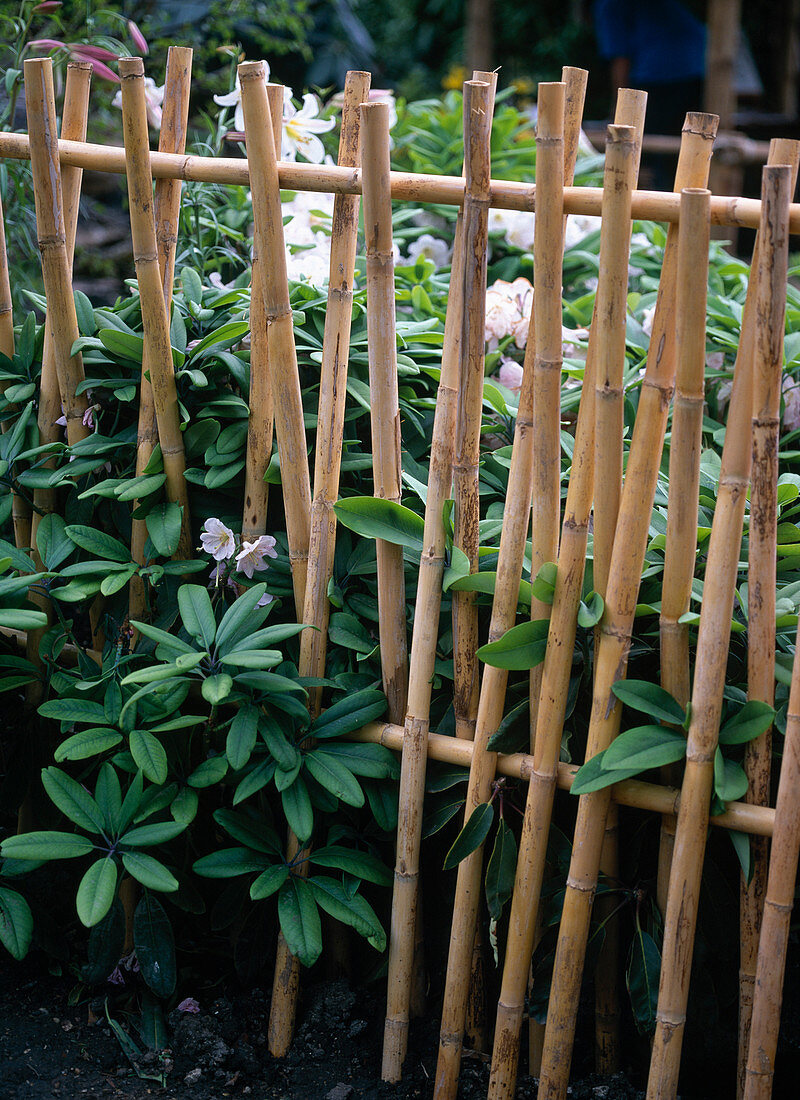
<box><xmin>118</xmin><ymin>56</ymin><xmax>192</xmax><ymax>562</ymax></box>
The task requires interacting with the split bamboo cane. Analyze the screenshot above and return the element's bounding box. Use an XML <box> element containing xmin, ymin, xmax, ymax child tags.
<box><xmin>590</xmin><ymin>91</ymin><xmax>647</xmax><ymax>1078</ymax></box>
<box><xmin>744</xmin><ymin>597</ymin><xmax>800</xmax><ymax>1098</ymax></box>
<box><xmin>118</xmin><ymin>57</ymin><xmax>192</xmax><ymax>561</ymax></box>
<box><xmin>24</xmin><ymin>58</ymin><xmax>89</xmax><ymax>447</ymax></box>
<box><xmin>655</xmin><ymin>184</ymin><xmax>714</xmax><ymax>918</ymax></box>
<box><xmin>432</xmin><ymin>80</ymin><xmax>563</xmax><ymax>1100</ymax></box>
<box><xmin>129</xmin><ymin>46</ymin><xmax>193</xmax><ymax>623</ymax></box>
<box><xmin>451</xmin><ymin>79</ymin><xmax>495</xmax><ymax>744</ymax></box>
<box><xmin>737</xmin><ymin>138</ymin><xmax>800</xmax><ymax>1100</ymax></box>
<box><xmin>8</xmin><ymin>128</ymin><xmax>800</xmax><ymax>230</ymax></box>
<box><xmin>238</xmin><ymin>60</ymin><xmax>311</xmax><ymax>618</ymax></box>
<box><xmin>534</xmin><ymin>113</ymin><xmax>718</xmax><ymax>1100</ymax></box>
<box><xmin>239</xmin><ymin>81</ymin><xmax>282</xmax><ymax>545</ymax></box>
<box><xmin>380</xmin><ymin>73</ymin><xmax>488</xmax><ymax>1081</ymax></box>
<box><xmin>299</xmin><ymin>70</ymin><xmax>370</xmax><ymax>712</ymax></box>
<box><xmin>647</xmin><ymin>163</ymin><xmax>790</xmax><ymax>1100</ymax></box>
<box><xmin>361</xmin><ymin>100</ymin><xmax>409</xmax><ymax>724</ymax></box>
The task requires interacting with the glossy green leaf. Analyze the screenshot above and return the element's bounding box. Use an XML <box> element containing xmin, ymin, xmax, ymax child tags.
<box><xmin>281</xmin><ymin>777</ymin><xmax>314</xmax><ymax>843</ymax></box>
<box><xmin>718</xmin><ymin>701</ymin><xmax>776</xmax><ymax>745</ymax></box>
<box><xmin>626</xmin><ymin>927</ymin><xmax>661</xmax><ymax>1034</ymax></box>
<box><xmin>305</xmin><ymin>751</ymin><xmax>364</xmax><ymax>807</ymax></box>
<box><xmin>121</xmin><ymin>851</ymin><xmax>179</xmax><ymax>892</ymax></box>
<box><xmin>333</xmin><ymin>496</ymin><xmax>425</xmax><ymax>553</ymax></box>
<box><xmin>249</xmin><ymin>864</ymin><xmax>289</xmax><ymax>900</ymax></box>
<box><xmin>0</xmin><ymin>887</ymin><xmax>33</xmax><ymax>960</ymax></box>
<box><xmin>443</xmin><ymin>802</ymin><xmax>495</xmax><ymax>870</ymax></box>
<box><xmin>226</xmin><ymin>705</ymin><xmax>259</xmax><ymax>770</ymax></box>
<box><xmin>134</xmin><ymin>894</ymin><xmax>176</xmax><ymax>998</ymax></box>
<box><xmin>41</xmin><ymin>767</ymin><xmax>105</xmax><ymax>833</ymax></box>
<box><xmin>485</xmin><ymin>818</ymin><xmax>518</xmax><ymax>920</ymax></box>
<box><xmin>277</xmin><ymin>877</ymin><xmax>322</xmax><ymax>968</ymax></box>
<box><xmin>477</xmin><ymin>619</ymin><xmax>548</xmax><ymax>670</ymax></box>
<box><xmin>611</xmin><ymin>680</ymin><xmax>686</xmax><ymax>726</ymax></box>
<box><xmin>601</xmin><ymin>726</ymin><xmax>686</xmax><ymax>773</ymax></box>
<box><xmin>76</xmin><ymin>857</ymin><xmax>118</xmax><ymax>927</ymax></box>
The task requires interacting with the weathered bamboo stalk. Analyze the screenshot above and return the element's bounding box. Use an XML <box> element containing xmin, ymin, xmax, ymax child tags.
<box><xmin>646</xmin><ymin>164</ymin><xmax>790</xmax><ymax>1100</ymax></box>
<box><xmin>239</xmin><ymin>81</ymin><xmax>282</xmax><ymax>544</ymax></box>
<box><xmin>432</xmin><ymin>81</ymin><xmax>562</xmax><ymax>1100</ymax></box>
<box><xmin>299</xmin><ymin>70</ymin><xmax>370</xmax><ymax>710</ymax></box>
<box><xmin>450</xmin><ymin>79</ymin><xmax>495</xmax><ymax>745</ymax></box>
<box><xmin>486</xmin><ymin>114</ymin><xmax>636</xmax><ymax>1100</ymax></box>
<box><xmin>590</xmin><ymin>90</ymin><xmax>647</xmax><ymax>1078</ymax></box>
<box><xmin>129</xmin><ymin>46</ymin><xmax>193</xmax><ymax>622</ymax></box>
<box><xmin>526</xmin><ymin>64</ymin><xmax>590</xmax><ymax>1076</ymax></box>
<box><xmin>361</xmin><ymin>100</ymin><xmax>409</xmax><ymax>724</ymax></box>
<box><xmin>380</xmin><ymin>75</ymin><xmax>483</xmax><ymax>1081</ymax></box>
<box><xmin>5</xmin><ymin>130</ymin><xmax>800</xmax><ymax>230</ymax></box>
<box><xmin>24</xmin><ymin>58</ymin><xmax>89</xmax><ymax>447</ymax></box>
<box><xmin>118</xmin><ymin>57</ymin><xmax>192</xmax><ymax>561</ymax></box>
<box><xmin>744</xmin><ymin>619</ymin><xmax>800</xmax><ymax>1097</ymax></box>
<box><xmin>533</xmin><ymin>113</ymin><xmax>718</xmax><ymax>1100</ymax></box>
<box><xmin>656</xmin><ymin>186</ymin><xmax>713</xmax><ymax>918</ymax></box>
<box><xmin>238</xmin><ymin>60</ymin><xmax>311</xmax><ymax>617</ymax></box>
<box><xmin>738</xmin><ymin>138</ymin><xmax>800</xmax><ymax>1100</ymax></box>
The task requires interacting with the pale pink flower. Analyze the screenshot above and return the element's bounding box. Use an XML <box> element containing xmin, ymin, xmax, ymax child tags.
<box><xmin>177</xmin><ymin>997</ymin><xmax>200</xmax><ymax>1014</ymax></box>
<box><xmin>496</xmin><ymin>358</ymin><xmax>524</xmax><ymax>393</ymax></box>
<box><xmin>127</xmin><ymin>20</ymin><xmax>148</xmax><ymax>55</ymax></box>
<box><xmin>199</xmin><ymin>518</ymin><xmax>236</xmax><ymax>561</ymax></box>
<box><xmin>33</xmin><ymin>2</ymin><xmax>63</xmax><ymax>10</ymax></box>
<box><xmin>235</xmin><ymin>534</ymin><xmax>278</xmax><ymax>579</ymax></box>
<box><xmin>256</xmin><ymin>591</ymin><xmax>274</xmax><ymax>607</ymax></box>
<box><xmin>485</xmin><ymin>277</ymin><xmax>534</xmax><ymax>350</ymax></box>
<box><xmin>783</xmin><ymin>373</ymin><xmax>800</xmax><ymax>432</ymax></box>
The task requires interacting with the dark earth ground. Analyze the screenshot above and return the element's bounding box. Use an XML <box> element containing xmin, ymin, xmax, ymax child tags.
<box><xmin>3</xmin><ymin>951</ymin><xmax>800</xmax><ymax>1100</ymax></box>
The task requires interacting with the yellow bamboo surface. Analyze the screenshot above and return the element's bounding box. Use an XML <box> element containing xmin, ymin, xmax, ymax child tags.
<box><xmin>299</xmin><ymin>70</ymin><xmax>370</xmax><ymax>712</ymax></box>
<box><xmin>238</xmin><ymin>61</ymin><xmax>311</xmax><ymax>617</ymax></box>
<box><xmin>24</xmin><ymin>58</ymin><xmax>89</xmax><ymax>447</ymax></box>
<box><xmin>361</xmin><ymin>100</ymin><xmax>409</xmax><ymax>724</ymax></box>
<box><xmin>534</xmin><ymin>112</ymin><xmax>718</xmax><ymax>1100</ymax></box>
<box><xmin>129</xmin><ymin>46</ymin><xmax>193</xmax><ymax>621</ymax></box>
<box><xmin>432</xmin><ymin>80</ymin><xmax>561</xmax><ymax>1100</ymax></box>
<box><xmin>647</xmin><ymin>164</ymin><xmax>791</xmax><ymax>1100</ymax></box>
<box><xmin>738</xmin><ymin>138</ymin><xmax>800</xmax><ymax>1100</ymax></box>
<box><xmin>118</xmin><ymin>57</ymin><xmax>192</xmax><ymax>561</ymax></box>
<box><xmin>5</xmin><ymin>130</ymin><xmax>800</xmax><ymax>230</ymax></box>
<box><xmin>656</xmin><ymin>185</ymin><xmax>713</xmax><ymax>917</ymax></box>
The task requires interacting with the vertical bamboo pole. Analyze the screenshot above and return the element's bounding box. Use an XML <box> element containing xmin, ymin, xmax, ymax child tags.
<box><xmin>24</xmin><ymin>58</ymin><xmax>89</xmax><ymax>447</ymax></box>
<box><xmin>527</xmin><ymin>64</ymin><xmax>590</xmax><ymax>1078</ymax></box>
<box><xmin>744</xmin><ymin>623</ymin><xmax>800</xmax><ymax>1098</ymax></box>
<box><xmin>647</xmin><ymin>164</ymin><xmax>790</xmax><ymax>1100</ymax></box>
<box><xmin>239</xmin><ymin>60</ymin><xmax>311</xmax><ymax>618</ymax></box>
<box><xmin>266</xmin><ymin>73</ymin><xmax>366</xmax><ymax>1060</ymax></box>
<box><xmin>240</xmin><ymin>80</ymin><xmax>283</xmax><ymax>543</ymax></box>
<box><xmin>450</xmin><ymin>74</ymin><xmax>496</xmax><ymax>746</ymax></box>
<box><xmin>591</xmin><ymin>89</ymin><xmax>647</xmax><ymax>1077</ymax></box>
<box><xmin>129</xmin><ymin>46</ymin><xmax>193</xmax><ymax>621</ymax></box>
<box><xmin>361</xmin><ymin>101</ymin><xmax>409</xmax><ymax>723</ymax></box>
<box><xmin>738</xmin><ymin>139</ymin><xmax>800</xmax><ymax>1100</ymax></box>
<box><xmin>381</xmin><ymin>70</ymin><xmax>493</xmax><ymax>1080</ymax></box>
<box><xmin>118</xmin><ymin>57</ymin><xmax>192</xmax><ymax>561</ymax></box>
<box><xmin>432</xmin><ymin>80</ymin><xmax>561</xmax><ymax>1100</ymax></box>
<box><xmin>656</xmin><ymin>186</ymin><xmax>714</xmax><ymax>917</ymax></box>
<box><xmin>534</xmin><ymin>113</ymin><xmax>718</xmax><ymax>1100</ymax></box>
<box><xmin>299</xmin><ymin>70</ymin><xmax>370</xmax><ymax>711</ymax></box>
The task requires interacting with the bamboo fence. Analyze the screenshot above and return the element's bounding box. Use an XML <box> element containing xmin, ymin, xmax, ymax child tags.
<box><xmin>3</xmin><ymin>51</ymin><xmax>800</xmax><ymax>1100</ymax></box>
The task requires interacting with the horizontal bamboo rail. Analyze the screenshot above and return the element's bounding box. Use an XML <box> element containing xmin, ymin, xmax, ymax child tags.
<box><xmin>350</xmin><ymin>722</ymin><xmax>774</xmax><ymax>838</ymax></box>
<box><xmin>0</xmin><ymin>623</ymin><xmax>775</xmax><ymax>840</ymax></box>
<box><xmin>1</xmin><ymin>132</ymin><xmax>799</xmax><ymax>230</ymax></box>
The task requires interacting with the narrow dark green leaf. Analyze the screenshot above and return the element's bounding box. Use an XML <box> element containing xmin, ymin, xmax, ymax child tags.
<box><xmin>277</xmin><ymin>877</ymin><xmax>322</xmax><ymax>968</ymax></box>
<box><xmin>626</xmin><ymin>927</ymin><xmax>661</xmax><ymax>1034</ymax></box>
<box><xmin>134</xmin><ymin>894</ymin><xmax>176</xmax><ymax>997</ymax></box>
<box><xmin>443</xmin><ymin>802</ymin><xmax>495</xmax><ymax>870</ymax></box>
<box><xmin>611</xmin><ymin>680</ymin><xmax>686</xmax><ymax>726</ymax></box>
<box><xmin>485</xmin><ymin>818</ymin><xmax>518</xmax><ymax>920</ymax></box>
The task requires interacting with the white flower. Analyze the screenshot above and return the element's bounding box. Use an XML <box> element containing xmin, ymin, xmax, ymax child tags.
<box><xmin>484</xmin><ymin>277</ymin><xmax>534</xmax><ymax>349</ymax></box>
<box><xmin>282</xmin><ymin>93</ymin><xmax>336</xmax><ymax>164</ymax></box>
<box><xmin>112</xmin><ymin>77</ymin><xmax>164</xmax><ymax>130</ymax></box>
<box><xmin>641</xmin><ymin>305</ymin><xmax>656</xmax><ymax>336</ymax></box>
<box><xmin>235</xmin><ymin>534</ymin><xmax>278</xmax><ymax>579</ymax></box>
<box><xmin>496</xmin><ymin>358</ymin><xmax>524</xmax><ymax>393</ymax></box>
<box><xmin>214</xmin><ymin>62</ymin><xmax>271</xmax><ymax>133</ymax></box>
<box><xmin>488</xmin><ymin>208</ymin><xmax>535</xmax><ymax>253</ymax></box>
<box><xmin>564</xmin><ymin>214</ymin><xmax>602</xmax><ymax>250</ymax></box>
<box><xmin>199</xmin><ymin>518</ymin><xmax>236</xmax><ymax>561</ymax></box>
<box><xmin>405</xmin><ymin>233</ymin><xmax>452</xmax><ymax>269</ymax></box>
<box><xmin>783</xmin><ymin>374</ymin><xmax>800</xmax><ymax>432</ymax></box>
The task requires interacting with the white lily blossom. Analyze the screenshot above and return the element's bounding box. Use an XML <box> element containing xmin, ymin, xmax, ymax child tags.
<box><xmin>199</xmin><ymin>518</ymin><xmax>236</xmax><ymax>561</ymax></box>
<box><xmin>213</xmin><ymin>61</ymin><xmax>272</xmax><ymax>134</ymax></box>
<box><xmin>405</xmin><ymin>232</ymin><xmax>453</xmax><ymax>269</ymax></box>
<box><xmin>282</xmin><ymin>93</ymin><xmax>336</xmax><ymax>163</ymax></box>
<box><xmin>112</xmin><ymin>77</ymin><xmax>165</xmax><ymax>129</ymax></box>
<box><xmin>496</xmin><ymin>358</ymin><xmax>524</xmax><ymax>393</ymax></box>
